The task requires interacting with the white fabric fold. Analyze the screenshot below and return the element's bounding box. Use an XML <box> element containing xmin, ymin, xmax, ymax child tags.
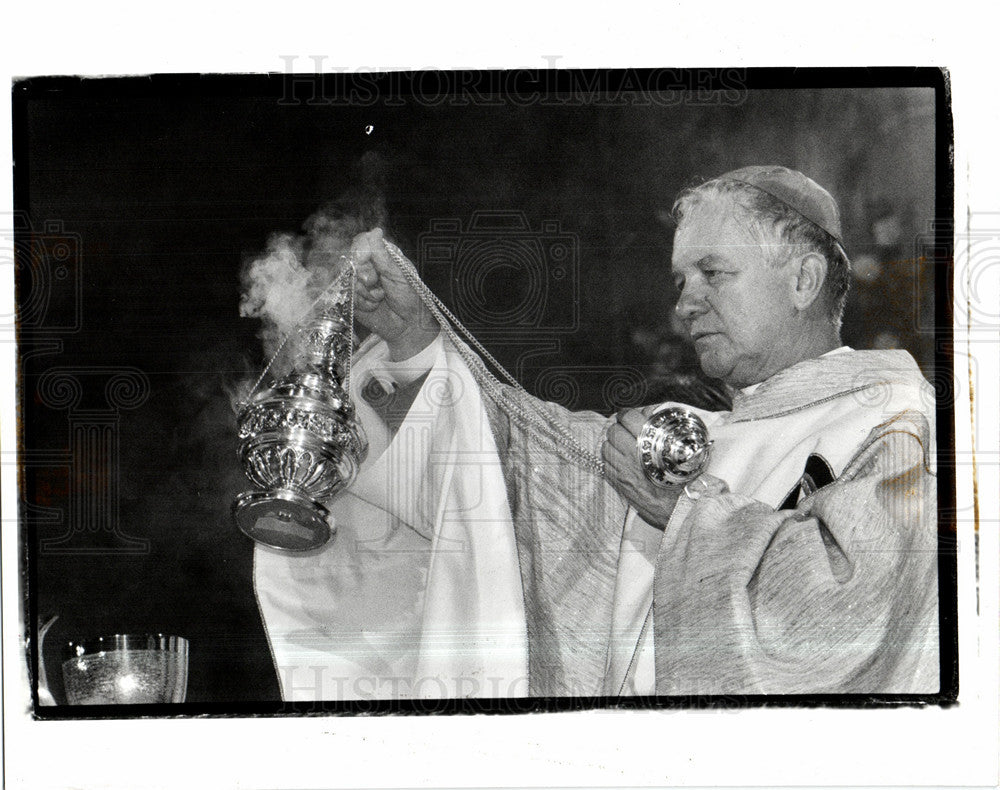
<box><xmin>254</xmin><ymin>333</ymin><xmax>528</xmax><ymax>700</ymax></box>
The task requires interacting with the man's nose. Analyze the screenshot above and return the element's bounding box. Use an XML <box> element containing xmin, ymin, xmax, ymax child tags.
<box><xmin>675</xmin><ymin>282</ymin><xmax>707</xmax><ymax>322</ymax></box>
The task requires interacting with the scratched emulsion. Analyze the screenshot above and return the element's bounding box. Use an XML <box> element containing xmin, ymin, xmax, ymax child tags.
<box><xmin>967</xmin><ymin>289</ymin><xmax>980</xmax><ymax>614</ymax></box>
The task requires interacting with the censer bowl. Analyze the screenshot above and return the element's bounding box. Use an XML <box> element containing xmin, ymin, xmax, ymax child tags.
<box><xmin>234</xmin><ymin>384</ymin><xmax>368</xmax><ymax>551</ymax></box>
<box><xmin>233</xmin><ymin>313</ymin><xmax>369</xmax><ymax>552</ymax></box>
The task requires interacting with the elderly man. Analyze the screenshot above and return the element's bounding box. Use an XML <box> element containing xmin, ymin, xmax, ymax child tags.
<box><xmin>254</xmin><ymin>166</ymin><xmax>939</xmax><ymax>698</ymax></box>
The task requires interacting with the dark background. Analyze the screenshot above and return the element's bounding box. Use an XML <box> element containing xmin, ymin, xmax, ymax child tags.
<box><xmin>16</xmin><ymin>72</ymin><xmax>942</xmax><ymax>707</ymax></box>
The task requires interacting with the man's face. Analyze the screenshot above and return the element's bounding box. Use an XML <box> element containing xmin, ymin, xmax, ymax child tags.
<box><xmin>671</xmin><ymin>196</ymin><xmax>798</xmax><ymax>388</ymax></box>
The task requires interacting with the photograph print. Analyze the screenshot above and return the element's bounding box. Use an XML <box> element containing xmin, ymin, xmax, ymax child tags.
<box><xmin>14</xmin><ymin>67</ymin><xmax>955</xmax><ymax>714</ymax></box>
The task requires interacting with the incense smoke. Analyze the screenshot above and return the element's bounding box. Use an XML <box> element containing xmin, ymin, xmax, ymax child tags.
<box><xmin>240</xmin><ymin>152</ymin><xmax>388</xmax><ymax>349</ymax></box>
<box><xmin>239</xmin><ymin>214</ymin><xmax>366</xmax><ymax>359</ymax></box>
<box><xmin>235</xmin><ymin>152</ymin><xmax>389</xmax><ymax>409</ymax></box>
<box><xmin>239</xmin><ymin>231</ymin><xmax>313</xmax><ymax>354</ymax></box>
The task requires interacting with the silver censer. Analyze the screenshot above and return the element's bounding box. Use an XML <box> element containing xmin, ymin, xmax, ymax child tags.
<box><xmin>233</xmin><ymin>290</ymin><xmax>368</xmax><ymax>552</ymax></box>
<box><xmin>636</xmin><ymin>406</ymin><xmax>713</xmax><ymax>487</ymax></box>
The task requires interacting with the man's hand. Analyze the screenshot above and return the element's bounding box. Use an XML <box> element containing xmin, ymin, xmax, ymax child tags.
<box><xmin>602</xmin><ymin>407</ymin><xmax>684</xmax><ymax>529</ymax></box>
<box><xmin>349</xmin><ymin>228</ymin><xmax>439</xmax><ymax>361</ymax></box>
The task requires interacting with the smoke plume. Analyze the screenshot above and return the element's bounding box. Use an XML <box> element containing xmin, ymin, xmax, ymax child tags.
<box><xmin>238</xmin><ymin>152</ymin><xmax>390</xmax><ymax>367</ymax></box>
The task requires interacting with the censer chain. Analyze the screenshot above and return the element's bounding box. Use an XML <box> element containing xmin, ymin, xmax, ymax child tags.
<box><xmin>382</xmin><ymin>240</ymin><xmax>607</xmax><ymax>478</ymax></box>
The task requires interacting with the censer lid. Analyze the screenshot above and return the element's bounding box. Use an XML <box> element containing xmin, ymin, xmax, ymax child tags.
<box><xmin>232</xmin><ymin>489</ymin><xmax>333</xmax><ymax>552</ymax></box>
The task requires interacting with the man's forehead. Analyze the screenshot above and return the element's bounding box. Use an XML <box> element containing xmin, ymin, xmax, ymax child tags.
<box><xmin>673</xmin><ymin>197</ymin><xmax>767</xmax><ymax>259</ymax></box>
<box><xmin>676</xmin><ymin>196</ymin><xmax>748</xmax><ymax>238</ymax></box>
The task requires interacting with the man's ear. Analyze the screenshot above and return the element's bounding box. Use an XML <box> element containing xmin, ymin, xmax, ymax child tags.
<box><xmin>790</xmin><ymin>251</ymin><xmax>828</xmax><ymax>311</ymax></box>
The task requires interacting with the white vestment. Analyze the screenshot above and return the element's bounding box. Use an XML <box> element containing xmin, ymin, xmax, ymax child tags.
<box><xmin>254</xmin><ymin>334</ymin><xmax>940</xmax><ymax>698</ymax></box>
<box><xmin>254</xmin><ymin>335</ymin><xmax>528</xmax><ymax>700</ymax></box>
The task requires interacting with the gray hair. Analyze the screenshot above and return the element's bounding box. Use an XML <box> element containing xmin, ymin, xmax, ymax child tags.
<box><xmin>671</xmin><ymin>178</ymin><xmax>851</xmax><ymax>328</ymax></box>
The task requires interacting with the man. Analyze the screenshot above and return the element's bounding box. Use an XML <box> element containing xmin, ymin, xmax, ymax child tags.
<box><xmin>255</xmin><ymin>166</ymin><xmax>939</xmax><ymax>698</ymax></box>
